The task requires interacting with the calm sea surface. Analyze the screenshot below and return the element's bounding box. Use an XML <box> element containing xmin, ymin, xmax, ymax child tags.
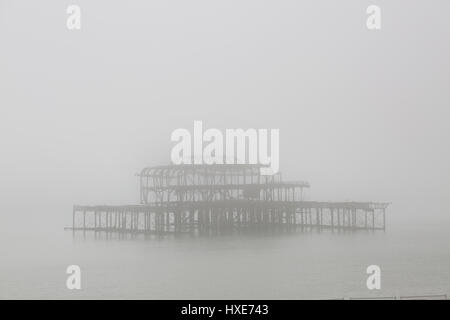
<box><xmin>1</xmin><ymin>214</ymin><xmax>449</xmax><ymax>299</ymax></box>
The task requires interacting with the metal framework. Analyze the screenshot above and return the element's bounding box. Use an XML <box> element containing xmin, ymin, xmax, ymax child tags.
<box><xmin>139</xmin><ymin>164</ymin><xmax>309</xmax><ymax>204</ymax></box>
<box><xmin>71</xmin><ymin>164</ymin><xmax>389</xmax><ymax>235</ymax></box>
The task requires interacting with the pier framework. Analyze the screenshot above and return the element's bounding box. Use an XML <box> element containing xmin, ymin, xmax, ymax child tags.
<box><xmin>71</xmin><ymin>164</ymin><xmax>388</xmax><ymax>235</ymax></box>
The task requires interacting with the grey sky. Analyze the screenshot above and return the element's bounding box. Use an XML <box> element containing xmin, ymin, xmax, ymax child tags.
<box><xmin>1</xmin><ymin>0</ymin><xmax>449</xmax><ymax>231</ymax></box>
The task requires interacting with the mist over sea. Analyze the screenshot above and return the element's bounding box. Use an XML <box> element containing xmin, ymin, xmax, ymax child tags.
<box><xmin>1</xmin><ymin>212</ymin><xmax>449</xmax><ymax>299</ymax></box>
<box><xmin>1</xmin><ymin>0</ymin><xmax>450</xmax><ymax>300</ymax></box>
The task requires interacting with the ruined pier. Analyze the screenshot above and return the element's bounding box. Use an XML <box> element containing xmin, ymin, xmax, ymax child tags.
<box><xmin>70</xmin><ymin>164</ymin><xmax>388</xmax><ymax>235</ymax></box>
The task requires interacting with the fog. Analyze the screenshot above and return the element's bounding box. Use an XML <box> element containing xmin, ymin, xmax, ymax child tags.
<box><xmin>1</xmin><ymin>0</ymin><xmax>450</xmax><ymax>232</ymax></box>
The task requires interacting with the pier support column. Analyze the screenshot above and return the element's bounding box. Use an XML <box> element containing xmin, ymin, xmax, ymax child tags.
<box><xmin>330</xmin><ymin>208</ymin><xmax>334</xmax><ymax>230</ymax></box>
<box><xmin>72</xmin><ymin>208</ymin><xmax>75</xmax><ymax>230</ymax></box>
<box><xmin>337</xmin><ymin>209</ymin><xmax>341</xmax><ymax>229</ymax></box>
<box><xmin>372</xmin><ymin>210</ymin><xmax>375</xmax><ymax>230</ymax></box>
<box><xmin>365</xmin><ymin>210</ymin><xmax>368</xmax><ymax>229</ymax></box>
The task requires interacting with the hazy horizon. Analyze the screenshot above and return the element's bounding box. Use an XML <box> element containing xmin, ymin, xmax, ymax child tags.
<box><xmin>1</xmin><ymin>0</ymin><xmax>449</xmax><ymax>299</ymax></box>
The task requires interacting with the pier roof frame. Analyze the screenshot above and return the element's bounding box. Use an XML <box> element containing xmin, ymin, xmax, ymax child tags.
<box><xmin>139</xmin><ymin>163</ymin><xmax>271</xmax><ymax>178</ymax></box>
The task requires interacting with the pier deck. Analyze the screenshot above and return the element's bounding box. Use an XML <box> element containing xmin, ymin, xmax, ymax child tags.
<box><xmin>70</xmin><ymin>164</ymin><xmax>389</xmax><ymax>235</ymax></box>
<box><xmin>70</xmin><ymin>200</ymin><xmax>388</xmax><ymax>235</ymax></box>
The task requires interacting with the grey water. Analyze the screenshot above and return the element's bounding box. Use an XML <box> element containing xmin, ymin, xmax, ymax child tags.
<box><xmin>1</xmin><ymin>0</ymin><xmax>450</xmax><ymax>300</ymax></box>
<box><xmin>1</xmin><ymin>213</ymin><xmax>449</xmax><ymax>299</ymax></box>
